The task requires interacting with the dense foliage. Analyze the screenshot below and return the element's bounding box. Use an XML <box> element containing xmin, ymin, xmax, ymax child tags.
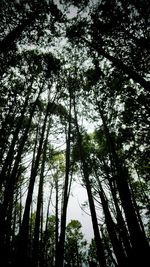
<box><xmin>0</xmin><ymin>1</ymin><xmax>149</xmax><ymax>267</ymax></box>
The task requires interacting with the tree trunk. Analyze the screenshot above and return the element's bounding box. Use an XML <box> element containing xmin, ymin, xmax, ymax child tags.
<box><xmin>97</xmin><ymin>104</ymin><xmax>150</xmax><ymax>265</ymax></box>
<box><xmin>55</xmin><ymin>93</ymin><xmax>72</xmax><ymax>267</ymax></box>
<box><xmin>95</xmin><ymin>170</ymin><xmax>128</xmax><ymax>267</ymax></box>
<box><xmin>15</xmin><ymin>102</ymin><xmax>50</xmax><ymax>267</ymax></box>
<box><xmin>32</xmin><ymin>119</ymin><xmax>50</xmax><ymax>267</ymax></box>
<box><xmin>55</xmin><ymin>175</ymin><xmax>59</xmax><ymax>259</ymax></box>
<box><xmin>43</xmin><ymin>186</ymin><xmax>53</xmax><ymax>265</ymax></box>
<box><xmin>0</xmin><ymin>88</ymin><xmax>42</xmax><ymax>250</ymax></box>
<box><xmin>101</xmin><ymin>157</ymin><xmax>132</xmax><ymax>259</ymax></box>
<box><xmin>73</xmin><ymin>95</ymin><xmax>106</xmax><ymax>267</ymax></box>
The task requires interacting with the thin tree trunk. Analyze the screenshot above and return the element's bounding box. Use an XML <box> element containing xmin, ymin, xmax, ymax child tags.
<box><xmin>101</xmin><ymin>157</ymin><xmax>132</xmax><ymax>258</ymax></box>
<box><xmin>0</xmin><ymin>88</ymin><xmax>42</xmax><ymax>257</ymax></box>
<box><xmin>32</xmin><ymin>119</ymin><xmax>51</xmax><ymax>267</ymax></box>
<box><xmin>97</xmin><ymin>104</ymin><xmax>150</xmax><ymax>265</ymax></box>
<box><xmin>95</xmin><ymin>170</ymin><xmax>128</xmax><ymax>267</ymax></box>
<box><xmin>16</xmin><ymin>102</ymin><xmax>50</xmax><ymax>267</ymax></box>
<box><xmin>73</xmin><ymin>95</ymin><xmax>106</xmax><ymax>267</ymax></box>
<box><xmin>55</xmin><ymin>175</ymin><xmax>59</xmax><ymax>259</ymax></box>
<box><xmin>55</xmin><ymin>93</ymin><xmax>72</xmax><ymax>267</ymax></box>
<box><xmin>101</xmin><ymin>228</ymin><xmax>118</xmax><ymax>267</ymax></box>
<box><xmin>42</xmin><ymin>185</ymin><xmax>53</xmax><ymax>267</ymax></box>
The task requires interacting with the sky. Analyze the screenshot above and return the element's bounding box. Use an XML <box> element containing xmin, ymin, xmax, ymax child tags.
<box><xmin>67</xmin><ymin>180</ymin><xmax>94</xmax><ymax>242</ymax></box>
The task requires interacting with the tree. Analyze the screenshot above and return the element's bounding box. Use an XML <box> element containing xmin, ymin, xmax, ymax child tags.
<box><xmin>64</xmin><ymin>220</ymin><xmax>87</xmax><ymax>267</ymax></box>
<box><xmin>88</xmin><ymin>239</ymin><xmax>99</xmax><ymax>267</ymax></box>
<box><xmin>0</xmin><ymin>1</ymin><xmax>150</xmax><ymax>266</ymax></box>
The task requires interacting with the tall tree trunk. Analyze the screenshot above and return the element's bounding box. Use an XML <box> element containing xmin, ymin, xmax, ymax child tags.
<box><xmin>101</xmin><ymin>157</ymin><xmax>132</xmax><ymax>258</ymax></box>
<box><xmin>0</xmin><ymin>88</ymin><xmax>43</xmax><ymax>267</ymax></box>
<box><xmin>128</xmin><ymin>176</ymin><xmax>147</xmax><ymax>235</ymax></box>
<box><xmin>0</xmin><ymin>87</ymin><xmax>42</xmax><ymax>248</ymax></box>
<box><xmin>101</xmin><ymin>228</ymin><xmax>118</xmax><ymax>267</ymax></box>
<box><xmin>73</xmin><ymin>95</ymin><xmax>106</xmax><ymax>267</ymax></box>
<box><xmin>95</xmin><ymin>170</ymin><xmax>128</xmax><ymax>267</ymax></box>
<box><xmin>55</xmin><ymin>175</ymin><xmax>59</xmax><ymax>260</ymax></box>
<box><xmin>55</xmin><ymin>93</ymin><xmax>72</xmax><ymax>267</ymax></box>
<box><xmin>43</xmin><ymin>186</ymin><xmax>53</xmax><ymax>265</ymax></box>
<box><xmin>15</xmin><ymin>102</ymin><xmax>50</xmax><ymax>267</ymax></box>
<box><xmin>32</xmin><ymin>119</ymin><xmax>50</xmax><ymax>267</ymax></box>
<box><xmin>97</xmin><ymin>103</ymin><xmax>150</xmax><ymax>265</ymax></box>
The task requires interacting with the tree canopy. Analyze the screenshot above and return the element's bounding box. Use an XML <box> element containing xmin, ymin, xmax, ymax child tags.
<box><xmin>0</xmin><ymin>1</ymin><xmax>150</xmax><ymax>267</ymax></box>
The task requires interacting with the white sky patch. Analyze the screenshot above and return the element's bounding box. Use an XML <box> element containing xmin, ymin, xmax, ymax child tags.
<box><xmin>67</xmin><ymin>180</ymin><xmax>94</xmax><ymax>242</ymax></box>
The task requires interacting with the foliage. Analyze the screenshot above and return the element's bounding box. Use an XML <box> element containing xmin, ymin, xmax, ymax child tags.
<box><xmin>64</xmin><ymin>220</ymin><xmax>88</xmax><ymax>267</ymax></box>
<box><xmin>0</xmin><ymin>0</ymin><xmax>150</xmax><ymax>267</ymax></box>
